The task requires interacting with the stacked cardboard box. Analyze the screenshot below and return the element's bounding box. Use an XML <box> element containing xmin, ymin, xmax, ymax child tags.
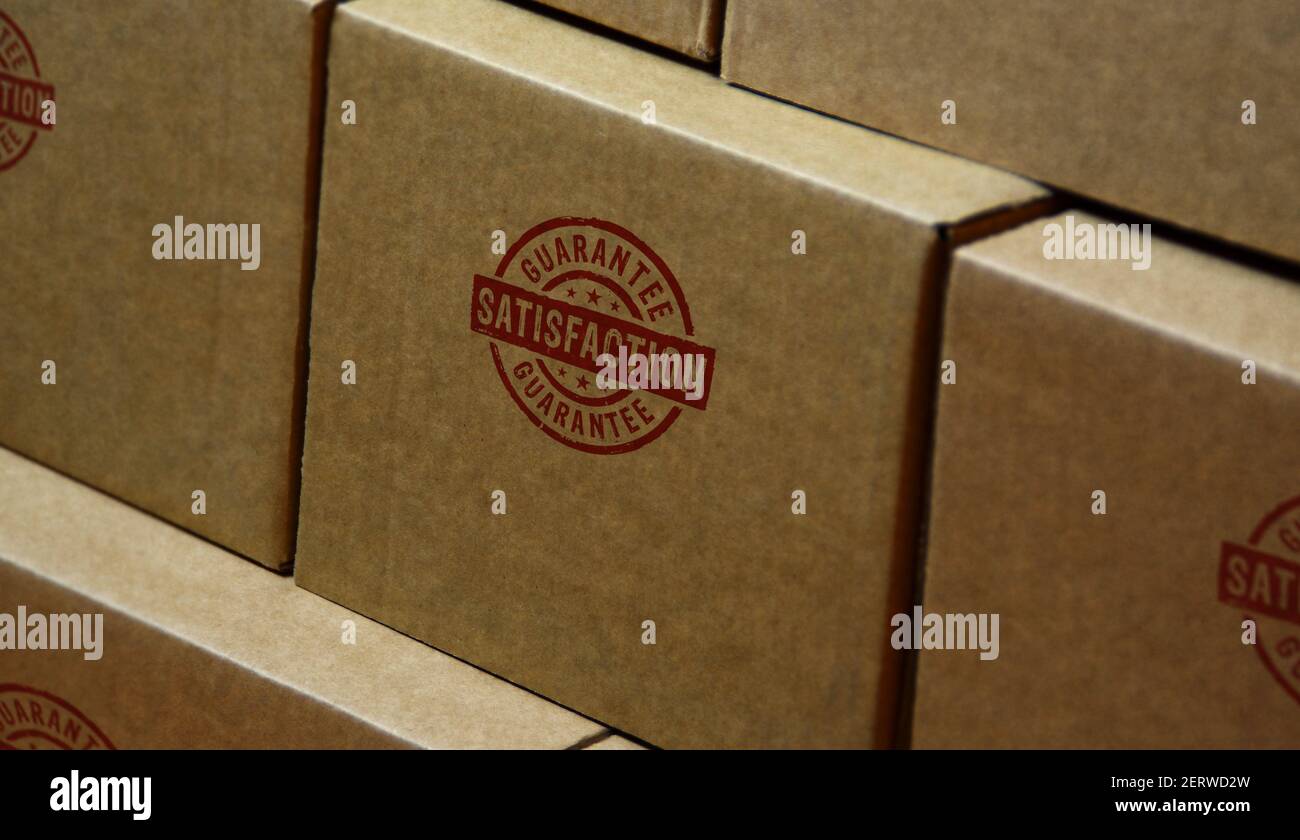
<box><xmin>0</xmin><ymin>0</ymin><xmax>333</xmax><ymax>570</ymax></box>
<box><xmin>722</xmin><ymin>0</ymin><xmax>1300</xmax><ymax>748</ymax></box>
<box><xmin>0</xmin><ymin>448</ymin><xmax>609</xmax><ymax>749</ymax></box>
<box><xmin>911</xmin><ymin>212</ymin><xmax>1300</xmax><ymax>747</ymax></box>
<box><xmin>722</xmin><ymin>0</ymin><xmax>1300</xmax><ymax>263</ymax></box>
<box><xmin>293</xmin><ymin>0</ymin><xmax>1049</xmax><ymax>748</ymax></box>
<box><xmin>4</xmin><ymin>0</ymin><xmax>1293</xmax><ymax>751</ymax></box>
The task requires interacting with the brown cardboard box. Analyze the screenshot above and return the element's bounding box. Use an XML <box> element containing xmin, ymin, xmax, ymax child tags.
<box><xmin>296</xmin><ymin>0</ymin><xmax>1048</xmax><ymax>748</ymax></box>
<box><xmin>0</xmin><ymin>0</ymin><xmax>332</xmax><ymax>569</ymax></box>
<box><xmin>913</xmin><ymin>211</ymin><xmax>1300</xmax><ymax>747</ymax></box>
<box><xmin>722</xmin><ymin>1</ymin><xmax>1300</xmax><ymax>263</ymax></box>
<box><xmin>0</xmin><ymin>447</ymin><xmax>608</xmax><ymax>749</ymax></box>
<box><xmin>535</xmin><ymin>0</ymin><xmax>723</xmax><ymax>60</ymax></box>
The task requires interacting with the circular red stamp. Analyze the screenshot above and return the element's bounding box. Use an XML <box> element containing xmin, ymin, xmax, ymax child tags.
<box><xmin>0</xmin><ymin>10</ymin><xmax>55</xmax><ymax>172</ymax></box>
<box><xmin>469</xmin><ymin>217</ymin><xmax>716</xmax><ymax>454</ymax></box>
<box><xmin>1218</xmin><ymin>495</ymin><xmax>1300</xmax><ymax>705</ymax></box>
<box><xmin>0</xmin><ymin>684</ymin><xmax>115</xmax><ymax>749</ymax></box>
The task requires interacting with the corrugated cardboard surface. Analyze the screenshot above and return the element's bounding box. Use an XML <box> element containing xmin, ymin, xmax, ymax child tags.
<box><xmin>0</xmin><ymin>447</ymin><xmax>605</xmax><ymax>749</ymax></box>
<box><xmin>536</xmin><ymin>0</ymin><xmax>722</xmax><ymax>60</ymax></box>
<box><xmin>0</xmin><ymin>0</ymin><xmax>331</xmax><ymax>569</ymax></box>
<box><xmin>914</xmin><ymin>212</ymin><xmax>1300</xmax><ymax>747</ymax></box>
<box><xmin>296</xmin><ymin>0</ymin><xmax>1047</xmax><ymax>747</ymax></box>
<box><xmin>722</xmin><ymin>0</ymin><xmax>1300</xmax><ymax>263</ymax></box>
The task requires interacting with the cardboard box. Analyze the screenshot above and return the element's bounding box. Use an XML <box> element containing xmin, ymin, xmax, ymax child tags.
<box><xmin>0</xmin><ymin>447</ymin><xmax>608</xmax><ymax>749</ymax></box>
<box><xmin>912</xmin><ymin>211</ymin><xmax>1300</xmax><ymax>747</ymax></box>
<box><xmin>0</xmin><ymin>0</ymin><xmax>332</xmax><ymax>569</ymax></box>
<box><xmin>296</xmin><ymin>0</ymin><xmax>1049</xmax><ymax>748</ymax></box>
<box><xmin>535</xmin><ymin>0</ymin><xmax>723</xmax><ymax>60</ymax></box>
<box><xmin>722</xmin><ymin>1</ymin><xmax>1300</xmax><ymax>263</ymax></box>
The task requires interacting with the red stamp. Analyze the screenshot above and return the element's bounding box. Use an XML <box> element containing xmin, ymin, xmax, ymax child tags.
<box><xmin>0</xmin><ymin>10</ymin><xmax>54</xmax><ymax>171</ymax></box>
<box><xmin>1218</xmin><ymin>495</ymin><xmax>1300</xmax><ymax>705</ymax></box>
<box><xmin>470</xmin><ymin>217</ymin><xmax>716</xmax><ymax>454</ymax></box>
<box><xmin>0</xmin><ymin>684</ymin><xmax>115</xmax><ymax>749</ymax></box>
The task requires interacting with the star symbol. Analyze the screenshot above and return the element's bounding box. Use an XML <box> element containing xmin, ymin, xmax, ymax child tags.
<box><xmin>609</xmin><ymin>301</ymin><xmax>620</xmax><ymax>313</ymax></box>
<box><xmin>565</xmin><ymin>287</ymin><xmax>576</xmax><ymax>298</ymax></box>
<box><xmin>575</xmin><ymin>375</ymin><xmax>590</xmax><ymax>390</ymax></box>
<box><xmin>586</xmin><ymin>289</ymin><xmax>601</xmax><ymax>305</ymax></box>
<box><xmin>557</xmin><ymin>367</ymin><xmax>567</xmax><ymax>378</ymax></box>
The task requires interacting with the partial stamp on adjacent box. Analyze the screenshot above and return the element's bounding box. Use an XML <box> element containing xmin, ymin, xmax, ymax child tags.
<box><xmin>0</xmin><ymin>11</ymin><xmax>54</xmax><ymax>171</ymax></box>
<box><xmin>1219</xmin><ymin>495</ymin><xmax>1300</xmax><ymax>705</ymax></box>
